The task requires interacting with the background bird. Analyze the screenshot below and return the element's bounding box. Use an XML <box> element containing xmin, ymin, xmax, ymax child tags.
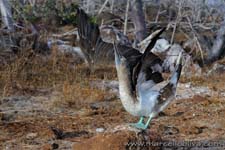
<box><xmin>76</xmin><ymin>8</ymin><xmax>130</xmax><ymax>71</ymax></box>
<box><xmin>76</xmin><ymin>8</ymin><xmax>162</xmax><ymax>72</ymax></box>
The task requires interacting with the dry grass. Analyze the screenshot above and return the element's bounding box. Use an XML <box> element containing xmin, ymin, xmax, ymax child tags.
<box><xmin>0</xmin><ymin>46</ymin><xmax>116</xmax><ymax>108</ymax></box>
<box><xmin>182</xmin><ymin>72</ymin><xmax>225</xmax><ymax>88</ymax></box>
<box><xmin>55</xmin><ymin>80</ymin><xmax>109</xmax><ymax>109</ymax></box>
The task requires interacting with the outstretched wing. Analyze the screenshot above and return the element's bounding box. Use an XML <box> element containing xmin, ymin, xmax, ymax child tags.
<box><xmin>133</xmin><ymin>28</ymin><xmax>166</xmax><ymax>90</ymax></box>
<box><xmin>154</xmin><ymin>52</ymin><xmax>183</xmax><ymax>112</ymax></box>
<box><xmin>76</xmin><ymin>7</ymin><xmax>145</xmax><ymax>67</ymax></box>
<box><xmin>77</xmin><ymin>8</ymin><xmax>166</xmax><ymax>93</ymax></box>
<box><xmin>112</xmin><ymin>28</ymin><xmax>166</xmax><ymax>92</ymax></box>
<box><xmin>76</xmin><ymin>8</ymin><xmax>114</xmax><ymax>63</ymax></box>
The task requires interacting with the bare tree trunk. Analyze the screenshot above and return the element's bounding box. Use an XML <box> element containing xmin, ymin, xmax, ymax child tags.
<box><xmin>0</xmin><ymin>0</ymin><xmax>14</xmax><ymax>31</ymax></box>
<box><xmin>124</xmin><ymin>0</ymin><xmax>130</xmax><ymax>35</ymax></box>
<box><xmin>204</xmin><ymin>2</ymin><xmax>225</xmax><ymax>63</ymax></box>
<box><xmin>206</xmin><ymin>16</ymin><xmax>225</xmax><ymax>63</ymax></box>
<box><xmin>129</xmin><ymin>0</ymin><xmax>146</xmax><ymax>44</ymax></box>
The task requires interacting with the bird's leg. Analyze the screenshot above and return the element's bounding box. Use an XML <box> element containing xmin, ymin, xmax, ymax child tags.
<box><xmin>130</xmin><ymin>114</ymin><xmax>153</xmax><ymax>130</ymax></box>
<box><xmin>129</xmin><ymin>117</ymin><xmax>146</xmax><ymax>129</ymax></box>
<box><xmin>137</xmin><ymin>116</ymin><xmax>144</xmax><ymax>124</ymax></box>
<box><xmin>143</xmin><ymin>114</ymin><xmax>153</xmax><ymax>129</ymax></box>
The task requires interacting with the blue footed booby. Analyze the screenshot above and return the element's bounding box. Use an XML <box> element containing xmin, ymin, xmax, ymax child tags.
<box><xmin>113</xmin><ymin>32</ymin><xmax>183</xmax><ymax>130</ymax></box>
<box><xmin>76</xmin><ymin>8</ymin><xmax>183</xmax><ymax>130</ymax></box>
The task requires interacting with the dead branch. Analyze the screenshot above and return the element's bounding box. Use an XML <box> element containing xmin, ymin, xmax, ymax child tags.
<box><xmin>0</xmin><ymin>0</ymin><xmax>14</xmax><ymax>31</ymax></box>
<box><xmin>52</xmin><ymin>29</ymin><xmax>78</xmax><ymax>38</ymax></box>
<box><xmin>110</xmin><ymin>0</ymin><xmax>114</xmax><ymax>13</ymax></box>
<box><xmin>186</xmin><ymin>16</ymin><xmax>204</xmax><ymax>63</ymax></box>
<box><xmin>170</xmin><ymin>0</ymin><xmax>182</xmax><ymax>44</ymax></box>
<box><xmin>206</xmin><ymin>15</ymin><xmax>225</xmax><ymax>63</ymax></box>
<box><xmin>130</xmin><ymin>0</ymin><xmax>147</xmax><ymax>43</ymax></box>
<box><xmin>98</xmin><ymin>0</ymin><xmax>110</xmax><ymax>15</ymax></box>
<box><xmin>123</xmin><ymin>0</ymin><xmax>130</xmax><ymax>35</ymax></box>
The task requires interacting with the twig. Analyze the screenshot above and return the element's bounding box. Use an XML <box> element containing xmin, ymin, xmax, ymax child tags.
<box><xmin>110</xmin><ymin>0</ymin><xmax>114</xmax><ymax>13</ymax></box>
<box><xmin>154</xmin><ymin>5</ymin><xmax>161</xmax><ymax>23</ymax></box>
<box><xmin>52</xmin><ymin>29</ymin><xmax>78</xmax><ymax>38</ymax></box>
<box><xmin>124</xmin><ymin>0</ymin><xmax>130</xmax><ymax>35</ymax></box>
<box><xmin>147</xmin><ymin>21</ymin><xmax>219</xmax><ymax>29</ymax></box>
<box><xmin>100</xmin><ymin>18</ymin><xmax>124</xmax><ymax>25</ymax></box>
<box><xmin>186</xmin><ymin>16</ymin><xmax>204</xmax><ymax>63</ymax></box>
<box><xmin>178</xmin><ymin>28</ymin><xmax>191</xmax><ymax>40</ymax></box>
<box><xmin>27</xmin><ymin>0</ymin><xmax>35</xmax><ymax>7</ymax></box>
<box><xmin>86</xmin><ymin>0</ymin><xmax>90</xmax><ymax>13</ymax></box>
<box><xmin>170</xmin><ymin>0</ymin><xmax>182</xmax><ymax>44</ymax></box>
<box><xmin>98</xmin><ymin>0</ymin><xmax>110</xmax><ymax>15</ymax></box>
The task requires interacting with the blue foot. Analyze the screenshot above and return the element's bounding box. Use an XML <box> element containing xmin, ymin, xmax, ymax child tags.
<box><xmin>129</xmin><ymin>115</ymin><xmax>152</xmax><ymax>130</ymax></box>
<box><xmin>129</xmin><ymin>122</ymin><xmax>147</xmax><ymax>130</ymax></box>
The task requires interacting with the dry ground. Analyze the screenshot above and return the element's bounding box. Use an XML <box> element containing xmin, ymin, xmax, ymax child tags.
<box><xmin>0</xmin><ymin>47</ymin><xmax>225</xmax><ymax>150</ymax></box>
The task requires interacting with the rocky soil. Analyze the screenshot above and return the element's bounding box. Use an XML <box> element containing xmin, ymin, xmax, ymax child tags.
<box><xmin>0</xmin><ymin>68</ymin><xmax>225</xmax><ymax>150</ymax></box>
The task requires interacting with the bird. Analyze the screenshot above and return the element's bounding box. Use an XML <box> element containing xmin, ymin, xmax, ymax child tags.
<box><xmin>76</xmin><ymin>8</ymin><xmax>183</xmax><ymax>130</ymax></box>
<box><xmin>113</xmin><ymin>39</ymin><xmax>183</xmax><ymax>130</ymax></box>
<box><xmin>76</xmin><ymin>8</ymin><xmax>146</xmax><ymax>71</ymax></box>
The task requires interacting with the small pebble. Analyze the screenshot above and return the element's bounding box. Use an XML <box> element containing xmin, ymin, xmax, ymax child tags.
<box><xmin>96</xmin><ymin>128</ymin><xmax>105</xmax><ymax>133</ymax></box>
<box><xmin>185</xmin><ymin>83</ymin><xmax>191</xmax><ymax>88</ymax></box>
<box><xmin>26</xmin><ymin>133</ymin><xmax>38</xmax><ymax>139</ymax></box>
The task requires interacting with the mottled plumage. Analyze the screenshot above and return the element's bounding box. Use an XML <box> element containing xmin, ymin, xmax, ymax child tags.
<box><xmin>76</xmin><ymin>8</ymin><xmax>183</xmax><ymax>130</ymax></box>
<box><xmin>76</xmin><ymin>8</ymin><xmax>141</xmax><ymax>66</ymax></box>
<box><xmin>114</xmin><ymin>40</ymin><xmax>183</xmax><ymax>129</ymax></box>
